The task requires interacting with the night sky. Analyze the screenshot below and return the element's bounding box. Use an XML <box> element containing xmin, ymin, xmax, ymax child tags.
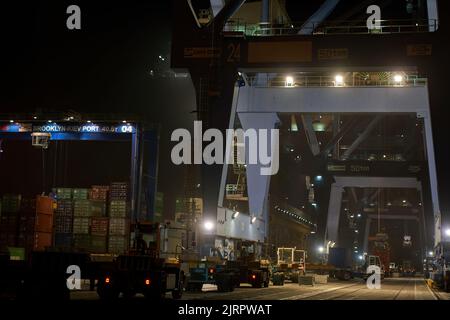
<box><xmin>1</xmin><ymin>1</ymin><xmax>449</xmax><ymax>225</ymax></box>
<box><xmin>2</xmin><ymin>1</ymin><xmax>196</xmax><ymax>207</ymax></box>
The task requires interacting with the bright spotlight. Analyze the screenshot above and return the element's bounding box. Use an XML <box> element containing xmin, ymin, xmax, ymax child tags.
<box><xmin>428</xmin><ymin>251</ymin><xmax>434</xmax><ymax>257</ymax></box>
<box><xmin>358</xmin><ymin>255</ymin><xmax>364</xmax><ymax>260</ymax></box>
<box><xmin>394</xmin><ymin>74</ymin><xmax>403</xmax><ymax>83</ymax></box>
<box><xmin>286</xmin><ymin>76</ymin><xmax>294</xmax><ymax>87</ymax></box>
<box><xmin>445</xmin><ymin>228</ymin><xmax>450</xmax><ymax>237</ymax></box>
<box><xmin>315</xmin><ymin>176</ymin><xmax>323</xmax><ymax>181</ymax></box>
<box><xmin>204</xmin><ymin>221</ymin><xmax>214</xmax><ymax>231</ymax></box>
<box><xmin>335</xmin><ymin>74</ymin><xmax>344</xmax><ymax>85</ymax></box>
<box><xmin>318</xmin><ymin>246</ymin><xmax>324</xmax><ymax>253</ymax></box>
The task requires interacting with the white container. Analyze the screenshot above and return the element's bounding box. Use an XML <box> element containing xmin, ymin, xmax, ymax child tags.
<box><xmin>314</xmin><ymin>274</ymin><xmax>329</xmax><ymax>284</ymax></box>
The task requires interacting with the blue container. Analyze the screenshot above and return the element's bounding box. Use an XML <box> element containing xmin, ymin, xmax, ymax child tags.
<box><xmin>328</xmin><ymin>247</ymin><xmax>353</xmax><ymax>269</ymax></box>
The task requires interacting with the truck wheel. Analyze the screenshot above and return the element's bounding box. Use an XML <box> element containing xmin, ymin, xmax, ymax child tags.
<box><xmin>172</xmin><ymin>288</ymin><xmax>183</xmax><ymax>300</ymax></box>
<box><xmin>217</xmin><ymin>282</ymin><xmax>230</xmax><ymax>292</ymax></box>
<box><xmin>97</xmin><ymin>285</ymin><xmax>119</xmax><ymax>300</ymax></box>
<box><xmin>217</xmin><ymin>280</ymin><xmax>233</xmax><ymax>292</ymax></box>
<box><xmin>343</xmin><ymin>271</ymin><xmax>352</xmax><ymax>281</ymax></box>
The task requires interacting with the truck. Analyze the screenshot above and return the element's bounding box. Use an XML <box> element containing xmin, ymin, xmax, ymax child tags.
<box><xmin>95</xmin><ymin>222</ymin><xmax>185</xmax><ymax>300</ymax></box>
<box><xmin>369</xmin><ymin>233</ymin><xmax>391</xmax><ymax>277</ymax></box>
<box><xmin>96</xmin><ymin>254</ymin><xmax>183</xmax><ymax>300</ymax></box>
<box><xmin>273</xmin><ymin>247</ymin><xmax>306</xmax><ymax>283</ymax></box>
<box><xmin>185</xmin><ymin>260</ymin><xmax>217</xmax><ymax>292</ymax></box>
<box><xmin>0</xmin><ymin>222</ymin><xmax>185</xmax><ymax>301</ymax></box>
<box><xmin>213</xmin><ymin>241</ymin><xmax>271</xmax><ymax>291</ymax></box>
<box><xmin>428</xmin><ymin>241</ymin><xmax>450</xmax><ymax>292</ymax></box>
<box><xmin>328</xmin><ymin>247</ymin><xmax>355</xmax><ymax>280</ymax></box>
<box><xmin>307</xmin><ymin>247</ymin><xmax>384</xmax><ymax>281</ymax></box>
<box><xmin>400</xmin><ymin>260</ymin><xmax>416</xmax><ymax>277</ymax></box>
<box><xmin>362</xmin><ymin>254</ymin><xmax>385</xmax><ymax>280</ymax></box>
<box><xmin>215</xmin><ymin>259</ymin><xmax>270</xmax><ymax>291</ymax></box>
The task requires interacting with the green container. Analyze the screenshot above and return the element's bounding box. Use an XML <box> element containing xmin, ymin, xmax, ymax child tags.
<box><xmin>73</xmin><ymin>217</ymin><xmax>90</xmax><ymax>234</ymax></box>
<box><xmin>90</xmin><ymin>200</ymin><xmax>106</xmax><ymax>217</ymax></box>
<box><xmin>74</xmin><ymin>200</ymin><xmax>106</xmax><ymax>217</ymax></box>
<box><xmin>2</xmin><ymin>194</ymin><xmax>22</xmax><ymax>212</ymax></box>
<box><xmin>108</xmin><ymin>235</ymin><xmax>128</xmax><ymax>254</ymax></box>
<box><xmin>56</xmin><ymin>188</ymin><xmax>72</xmax><ymax>200</ymax></box>
<box><xmin>89</xmin><ymin>235</ymin><xmax>107</xmax><ymax>253</ymax></box>
<box><xmin>175</xmin><ymin>198</ymin><xmax>185</xmax><ymax>212</ymax></box>
<box><xmin>73</xmin><ymin>234</ymin><xmax>91</xmax><ymax>249</ymax></box>
<box><xmin>109</xmin><ymin>200</ymin><xmax>127</xmax><ymax>218</ymax></box>
<box><xmin>73</xmin><ymin>200</ymin><xmax>91</xmax><ymax>217</ymax></box>
<box><xmin>8</xmin><ymin>247</ymin><xmax>26</xmax><ymax>261</ymax></box>
<box><xmin>72</xmin><ymin>188</ymin><xmax>89</xmax><ymax>200</ymax></box>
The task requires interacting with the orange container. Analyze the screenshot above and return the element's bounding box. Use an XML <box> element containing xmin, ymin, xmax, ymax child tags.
<box><xmin>35</xmin><ymin>214</ymin><xmax>53</xmax><ymax>233</ymax></box>
<box><xmin>36</xmin><ymin>196</ymin><xmax>54</xmax><ymax>215</ymax></box>
<box><xmin>34</xmin><ymin>232</ymin><xmax>52</xmax><ymax>251</ymax></box>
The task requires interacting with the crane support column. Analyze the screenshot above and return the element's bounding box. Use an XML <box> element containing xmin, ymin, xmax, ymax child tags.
<box><xmin>237</xmin><ymin>112</ymin><xmax>279</xmax><ymax>238</ymax></box>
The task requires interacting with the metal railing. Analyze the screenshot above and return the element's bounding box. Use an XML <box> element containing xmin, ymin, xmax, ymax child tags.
<box><xmin>273</xmin><ymin>203</ymin><xmax>316</xmax><ymax>227</ymax></box>
<box><xmin>246</xmin><ymin>74</ymin><xmax>427</xmax><ymax>88</ymax></box>
<box><xmin>225</xmin><ymin>184</ymin><xmax>246</xmax><ymax>196</ymax></box>
<box><xmin>224</xmin><ymin>19</ymin><xmax>438</xmax><ymax>36</ymax></box>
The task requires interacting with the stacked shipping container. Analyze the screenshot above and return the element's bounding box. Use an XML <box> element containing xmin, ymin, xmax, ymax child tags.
<box><xmin>108</xmin><ymin>182</ymin><xmax>129</xmax><ymax>254</ymax></box>
<box><xmin>54</xmin><ymin>199</ymin><xmax>74</xmax><ymax>248</ymax></box>
<box><xmin>0</xmin><ymin>195</ymin><xmax>54</xmax><ymax>257</ymax></box>
<box><xmin>52</xmin><ymin>182</ymin><xmax>130</xmax><ymax>254</ymax></box>
<box><xmin>73</xmin><ymin>197</ymin><xmax>92</xmax><ymax>251</ymax></box>
<box><xmin>17</xmin><ymin>199</ymin><xmax>36</xmax><ymax>251</ymax></box>
<box><xmin>1</xmin><ymin>182</ymin><xmax>130</xmax><ymax>257</ymax></box>
<box><xmin>34</xmin><ymin>196</ymin><xmax>54</xmax><ymax>251</ymax></box>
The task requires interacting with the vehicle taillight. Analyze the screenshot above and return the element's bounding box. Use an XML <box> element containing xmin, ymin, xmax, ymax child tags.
<box><xmin>251</xmin><ymin>274</ymin><xmax>256</xmax><ymax>280</ymax></box>
<box><xmin>105</xmin><ymin>277</ymin><xmax>110</xmax><ymax>284</ymax></box>
<box><xmin>145</xmin><ymin>279</ymin><xmax>151</xmax><ymax>286</ymax></box>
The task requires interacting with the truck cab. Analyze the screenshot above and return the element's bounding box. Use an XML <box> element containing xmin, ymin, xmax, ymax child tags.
<box><xmin>363</xmin><ymin>255</ymin><xmax>385</xmax><ymax>280</ymax></box>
